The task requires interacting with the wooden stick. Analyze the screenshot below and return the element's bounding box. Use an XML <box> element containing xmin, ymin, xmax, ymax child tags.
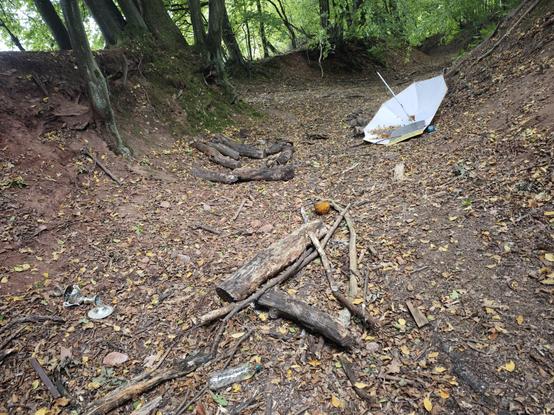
<box><xmin>81</xmin><ymin>148</ymin><xmax>121</xmax><ymax>185</ymax></box>
<box><xmin>0</xmin><ymin>348</ymin><xmax>16</xmax><ymax>363</ymax></box>
<box><xmin>192</xmin><ymin>167</ymin><xmax>238</xmax><ymax>184</ymax></box>
<box><xmin>308</xmin><ymin>233</ymin><xmax>377</xmax><ymax>332</ymax></box>
<box><xmin>30</xmin><ymin>357</ymin><xmax>61</xmax><ymax>399</ymax></box>
<box><xmin>232</xmin><ymin>198</ymin><xmax>247</xmax><ymax>222</ymax></box>
<box><xmin>338</xmin><ymin>356</ymin><xmax>373</xmax><ymax>403</ymax></box>
<box><xmin>214</xmin><ymin>134</ymin><xmax>265</xmax><ymax>159</ymax></box>
<box><xmin>330</xmin><ymin>201</ymin><xmax>358</xmax><ymax>298</ymax></box>
<box><xmin>0</xmin><ymin>315</ymin><xmax>64</xmax><ymax>336</ymax></box>
<box><xmin>85</xmin><ymin>352</ymin><xmax>210</xmax><ymax>415</ymax></box>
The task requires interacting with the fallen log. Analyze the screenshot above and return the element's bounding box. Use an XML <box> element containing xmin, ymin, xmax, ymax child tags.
<box><xmin>274</xmin><ymin>144</ymin><xmax>294</xmax><ymax>165</ymax></box>
<box><xmin>209</xmin><ymin>141</ymin><xmax>240</xmax><ymax>160</ymax></box>
<box><xmin>85</xmin><ymin>352</ymin><xmax>210</xmax><ymax>415</ymax></box>
<box><xmin>257</xmin><ymin>290</ymin><xmax>354</xmax><ymax>348</ymax></box>
<box><xmin>192</xmin><ymin>167</ymin><xmax>238</xmax><ymax>184</ymax></box>
<box><xmin>265</xmin><ymin>141</ymin><xmax>287</xmax><ymax>156</ymax></box>
<box><xmin>234</xmin><ymin>165</ymin><xmax>294</xmax><ymax>182</ymax></box>
<box><xmin>191</xmin><ymin>141</ymin><xmax>241</xmax><ymax>169</ymax></box>
<box><xmin>214</xmin><ymin>135</ymin><xmax>265</xmax><ymax>159</ymax></box>
<box><xmin>216</xmin><ymin>220</ymin><xmax>325</xmax><ymax>302</ymax></box>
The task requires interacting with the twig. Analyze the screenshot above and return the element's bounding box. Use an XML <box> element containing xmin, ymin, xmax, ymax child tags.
<box><xmin>223</xmin><ymin>329</ymin><xmax>254</xmax><ymax>368</ymax></box>
<box><xmin>232</xmin><ymin>199</ymin><xmax>247</xmax><ymax>222</ymax></box>
<box><xmin>308</xmin><ymin>233</ymin><xmax>377</xmax><ymax>332</ymax></box>
<box><xmin>191</xmin><ymin>223</ymin><xmax>221</xmax><ymax>235</ymax></box>
<box><xmin>0</xmin><ymin>315</ymin><xmax>64</xmax><ymax>336</ymax></box>
<box><xmin>0</xmin><ymin>326</ymin><xmax>25</xmax><ymax>350</ymax></box>
<box><xmin>30</xmin><ymin>357</ymin><xmax>62</xmax><ymax>399</ymax></box>
<box><xmin>475</xmin><ymin>0</ymin><xmax>540</xmax><ymax>63</ymax></box>
<box><xmin>300</xmin><ymin>206</ymin><xmax>309</xmax><ymax>223</ymax></box>
<box><xmin>0</xmin><ymin>348</ymin><xmax>16</xmax><ymax>363</ymax></box>
<box><xmin>330</xmin><ymin>201</ymin><xmax>359</xmax><ymax>298</ymax></box>
<box><xmin>338</xmin><ymin>356</ymin><xmax>373</xmax><ymax>403</ymax></box>
<box><xmin>292</xmin><ymin>405</ymin><xmax>310</xmax><ymax>415</ymax></box>
<box><xmin>81</xmin><ymin>147</ymin><xmax>122</xmax><ymax>185</ymax></box>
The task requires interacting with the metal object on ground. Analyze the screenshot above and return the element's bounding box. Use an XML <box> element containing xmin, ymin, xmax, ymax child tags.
<box><xmin>63</xmin><ymin>285</ymin><xmax>97</xmax><ymax>308</ymax></box>
<box><xmin>364</xmin><ymin>74</ymin><xmax>448</xmax><ymax>145</ymax></box>
<box><xmin>88</xmin><ymin>304</ymin><xmax>114</xmax><ymax>320</ymax></box>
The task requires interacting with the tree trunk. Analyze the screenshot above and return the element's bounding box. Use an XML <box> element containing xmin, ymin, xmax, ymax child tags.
<box><xmin>188</xmin><ymin>0</ymin><xmax>206</xmax><ymax>49</ymax></box>
<box><xmin>138</xmin><ymin>0</ymin><xmax>187</xmax><ymax>50</ymax></box>
<box><xmin>267</xmin><ymin>0</ymin><xmax>297</xmax><ymax>48</ymax></box>
<box><xmin>61</xmin><ymin>0</ymin><xmax>130</xmax><ymax>156</ymax></box>
<box><xmin>319</xmin><ymin>0</ymin><xmax>330</xmax><ymax>33</ymax></box>
<box><xmin>116</xmin><ymin>0</ymin><xmax>147</xmax><ymax>30</ymax></box>
<box><xmin>222</xmin><ymin>4</ymin><xmax>245</xmax><ymax>66</ymax></box>
<box><xmin>256</xmin><ymin>0</ymin><xmax>269</xmax><ymax>58</ymax></box>
<box><xmin>83</xmin><ymin>0</ymin><xmax>125</xmax><ymax>46</ymax></box>
<box><xmin>0</xmin><ymin>19</ymin><xmax>25</xmax><ymax>51</ymax></box>
<box><xmin>33</xmin><ymin>0</ymin><xmax>72</xmax><ymax>50</ymax></box>
<box><xmin>244</xmin><ymin>19</ymin><xmax>253</xmax><ymax>60</ymax></box>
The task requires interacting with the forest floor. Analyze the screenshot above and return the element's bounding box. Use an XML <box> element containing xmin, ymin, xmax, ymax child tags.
<box><xmin>1</xmin><ymin>4</ymin><xmax>553</xmax><ymax>415</ymax></box>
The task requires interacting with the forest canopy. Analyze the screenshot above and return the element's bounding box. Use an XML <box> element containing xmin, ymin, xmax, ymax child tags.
<box><xmin>1</xmin><ymin>0</ymin><xmax>521</xmax><ymax>56</ymax></box>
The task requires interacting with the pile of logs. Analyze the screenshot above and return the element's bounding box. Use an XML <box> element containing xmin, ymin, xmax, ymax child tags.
<box><xmin>191</xmin><ymin>134</ymin><xmax>295</xmax><ymax>184</ymax></box>
<box><xmin>199</xmin><ymin>202</ymin><xmax>378</xmax><ymax>350</ymax></box>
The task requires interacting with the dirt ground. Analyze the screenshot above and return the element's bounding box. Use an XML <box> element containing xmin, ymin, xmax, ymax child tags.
<box><xmin>1</xmin><ymin>4</ymin><xmax>553</xmax><ymax>415</ymax></box>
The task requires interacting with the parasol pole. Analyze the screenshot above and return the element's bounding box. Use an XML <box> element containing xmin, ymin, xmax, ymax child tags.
<box><xmin>376</xmin><ymin>72</ymin><xmax>412</xmax><ymax>121</ymax></box>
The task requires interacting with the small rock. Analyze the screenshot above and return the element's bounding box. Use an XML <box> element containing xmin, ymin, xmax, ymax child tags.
<box><xmin>160</xmin><ymin>201</ymin><xmax>170</xmax><ymax>208</ymax></box>
<box><xmin>393</xmin><ymin>162</ymin><xmax>405</xmax><ymax>181</ymax></box>
<box><xmin>176</xmin><ymin>254</ymin><xmax>191</xmax><ymax>264</ymax></box>
<box><xmin>338</xmin><ymin>308</ymin><xmax>351</xmax><ymax>327</ymax></box>
<box><xmin>366</xmin><ymin>342</ymin><xmax>380</xmax><ymax>353</ymax></box>
<box><xmin>103</xmin><ymin>351</ymin><xmax>128</xmax><ymax>367</ymax></box>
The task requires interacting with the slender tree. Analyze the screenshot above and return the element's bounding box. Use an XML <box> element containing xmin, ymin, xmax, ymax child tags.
<box><xmin>83</xmin><ymin>0</ymin><xmax>125</xmax><ymax>46</ymax></box>
<box><xmin>33</xmin><ymin>0</ymin><xmax>72</xmax><ymax>50</ymax></box>
<box><xmin>188</xmin><ymin>0</ymin><xmax>206</xmax><ymax>50</ymax></box>
<box><xmin>61</xmin><ymin>0</ymin><xmax>130</xmax><ymax>155</ymax></box>
<box><xmin>256</xmin><ymin>0</ymin><xmax>269</xmax><ymax>58</ymax></box>
<box><xmin>0</xmin><ymin>17</ymin><xmax>25</xmax><ymax>51</ymax></box>
<box><xmin>222</xmin><ymin>4</ymin><xmax>245</xmax><ymax>66</ymax></box>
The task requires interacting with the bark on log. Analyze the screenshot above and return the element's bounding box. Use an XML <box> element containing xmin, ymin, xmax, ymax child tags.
<box><xmin>209</xmin><ymin>141</ymin><xmax>240</xmax><ymax>160</ymax></box>
<box><xmin>265</xmin><ymin>142</ymin><xmax>286</xmax><ymax>156</ymax></box>
<box><xmin>214</xmin><ymin>135</ymin><xmax>265</xmax><ymax>159</ymax></box>
<box><xmin>257</xmin><ymin>290</ymin><xmax>354</xmax><ymax>348</ymax></box>
<box><xmin>191</xmin><ymin>167</ymin><xmax>238</xmax><ymax>184</ymax></box>
<box><xmin>274</xmin><ymin>144</ymin><xmax>294</xmax><ymax>165</ymax></box>
<box><xmin>216</xmin><ymin>220</ymin><xmax>325</xmax><ymax>301</ymax></box>
<box><xmin>234</xmin><ymin>165</ymin><xmax>294</xmax><ymax>182</ymax></box>
<box><xmin>85</xmin><ymin>352</ymin><xmax>210</xmax><ymax>415</ymax></box>
<box><xmin>192</xmin><ymin>141</ymin><xmax>241</xmax><ymax>169</ymax></box>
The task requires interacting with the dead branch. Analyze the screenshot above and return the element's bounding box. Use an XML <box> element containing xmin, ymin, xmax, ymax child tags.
<box><xmin>85</xmin><ymin>352</ymin><xmax>210</xmax><ymax>415</ymax></box>
<box><xmin>214</xmin><ymin>134</ymin><xmax>265</xmax><ymax>159</ymax></box>
<box><xmin>192</xmin><ymin>167</ymin><xmax>238</xmax><ymax>184</ymax></box>
<box><xmin>331</xmin><ymin>201</ymin><xmax>358</xmax><ymax>298</ymax></box>
<box><xmin>308</xmin><ymin>233</ymin><xmax>377</xmax><ymax>332</ymax></box>
<box><xmin>209</xmin><ymin>141</ymin><xmax>240</xmax><ymax>160</ymax></box>
<box><xmin>475</xmin><ymin>0</ymin><xmax>540</xmax><ymax>63</ymax></box>
<box><xmin>234</xmin><ymin>165</ymin><xmax>294</xmax><ymax>182</ymax></box>
<box><xmin>338</xmin><ymin>356</ymin><xmax>373</xmax><ymax>403</ymax></box>
<box><xmin>30</xmin><ymin>357</ymin><xmax>61</xmax><ymax>399</ymax></box>
<box><xmin>81</xmin><ymin>147</ymin><xmax>122</xmax><ymax>185</ymax></box>
<box><xmin>0</xmin><ymin>315</ymin><xmax>64</xmax><ymax>336</ymax></box>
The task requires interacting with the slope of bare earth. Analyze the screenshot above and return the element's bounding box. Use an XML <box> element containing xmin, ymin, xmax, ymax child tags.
<box><xmin>0</xmin><ymin>3</ymin><xmax>552</xmax><ymax>415</ymax></box>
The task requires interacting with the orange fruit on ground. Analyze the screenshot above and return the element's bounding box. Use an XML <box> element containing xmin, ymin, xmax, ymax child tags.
<box><xmin>314</xmin><ymin>200</ymin><xmax>331</xmax><ymax>215</ymax></box>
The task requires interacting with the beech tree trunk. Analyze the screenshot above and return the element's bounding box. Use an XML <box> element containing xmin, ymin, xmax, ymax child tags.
<box><xmin>0</xmin><ymin>19</ymin><xmax>25</xmax><ymax>51</ymax></box>
<box><xmin>188</xmin><ymin>0</ymin><xmax>206</xmax><ymax>50</ymax></box>
<box><xmin>61</xmin><ymin>0</ymin><xmax>130</xmax><ymax>156</ymax></box>
<box><xmin>33</xmin><ymin>0</ymin><xmax>72</xmax><ymax>50</ymax></box>
<box><xmin>256</xmin><ymin>0</ymin><xmax>269</xmax><ymax>58</ymax></box>
<box><xmin>116</xmin><ymin>0</ymin><xmax>147</xmax><ymax>30</ymax></box>
<box><xmin>84</xmin><ymin>0</ymin><xmax>125</xmax><ymax>46</ymax></box>
<box><xmin>138</xmin><ymin>0</ymin><xmax>187</xmax><ymax>50</ymax></box>
<box><xmin>222</xmin><ymin>5</ymin><xmax>245</xmax><ymax>66</ymax></box>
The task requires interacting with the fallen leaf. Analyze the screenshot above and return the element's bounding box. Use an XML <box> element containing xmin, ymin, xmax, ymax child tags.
<box><xmin>434</xmin><ymin>366</ymin><xmax>447</xmax><ymax>373</ymax></box>
<box><xmin>231</xmin><ymin>331</ymin><xmax>245</xmax><ymax>339</ymax></box>
<box><xmin>103</xmin><ymin>351</ymin><xmax>129</xmax><ymax>367</ymax></box>
<box><xmin>354</xmin><ymin>382</ymin><xmax>368</xmax><ymax>389</ymax></box>
<box><xmin>498</xmin><ymin>360</ymin><xmax>516</xmax><ymax>372</ymax></box>
<box><xmin>331</xmin><ymin>395</ymin><xmax>343</xmax><ymax>408</ymax></box>
<box><xmin>516</xmin><ymin>315</ymin><xmax>524</xmax><ymax>325</ymax></box>
<box><xmin>423</xmin><ymin>397</ymin><xmax>433</xmax><ymax>412</ymax></box>
<box><xmin>13</xmin><ymin>263</ymin><xmax>31</xmax><ymax>272</ymax></box>
<box><xmin>34</xmin><ymin>409</ymin><xmax>49</xmax><ymax>415</ymax></box>
<box><xmin>438</xmin><ymin>389</ymin><xmax>450</xmax><ymax>399</ymax></box>
<box><xmin>352</xmin><ymin>298</ymin><xmax>364</xmax><ymax>305</ymax></box>
<box><xmin>545</xmin><ymin>253</ymin><xmax>554</xmax><ymax>262</ymax></box>
<box><xmin>308</xmin><ymin>358</ymin><xmax>321</xmax><ymax>367</ymax></box>
<box><xmin>541</xmin><ymin>278</ymin><xmax>554</xmax><ymax>285</ymax></box>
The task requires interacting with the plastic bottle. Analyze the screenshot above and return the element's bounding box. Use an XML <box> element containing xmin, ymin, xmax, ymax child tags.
<box><xmin>208</xmin><ymin>363</ymin><xmax>262</xmax><ymax>390</ymax></box>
